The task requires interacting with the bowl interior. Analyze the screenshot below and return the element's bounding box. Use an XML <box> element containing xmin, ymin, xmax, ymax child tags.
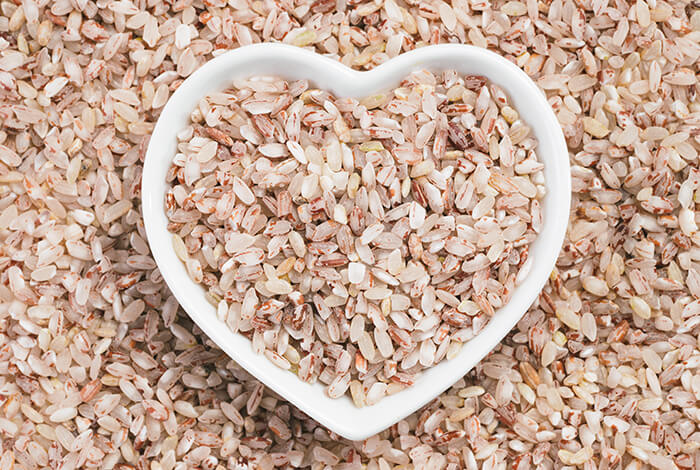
<box><xmin>142</xmin><ymin>43</ymin><xmax>570</xmax><ymax>441</ymax></box>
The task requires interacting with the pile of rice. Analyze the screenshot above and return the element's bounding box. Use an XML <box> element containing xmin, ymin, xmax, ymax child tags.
<box><xmin>165</xmin><ymin>70</ymin><xmax>544</xmax><ymax>404</ymax></box>
<box><xmin>0</xmin><ymin>0</ymin><xmax>698</xmax><ymax>468</ymax></box>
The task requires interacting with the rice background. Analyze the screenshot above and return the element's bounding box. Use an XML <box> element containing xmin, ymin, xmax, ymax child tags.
<box><xmin>0</xmin><ymin>0</ymin><xmax>698</xmax><ymax>469</ymax></box>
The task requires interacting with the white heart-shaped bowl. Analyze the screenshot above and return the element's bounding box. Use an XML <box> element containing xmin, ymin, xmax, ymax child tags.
<box><xmin>142</xmin><ymin>43</ymin><xmax>570</xmax><ymax>441</ymax></box>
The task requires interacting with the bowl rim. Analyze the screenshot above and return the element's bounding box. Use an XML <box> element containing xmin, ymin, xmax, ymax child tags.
<box><xmin>142</xmin><ymin>43</ymin><xmax>570</xmax><ymax>441</ymax></box>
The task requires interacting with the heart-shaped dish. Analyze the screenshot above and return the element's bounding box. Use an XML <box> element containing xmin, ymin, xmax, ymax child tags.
<box><xmin>142</xmin><ymin>43</ymin><xmax>570</xmax><ymax>441</ymax></box>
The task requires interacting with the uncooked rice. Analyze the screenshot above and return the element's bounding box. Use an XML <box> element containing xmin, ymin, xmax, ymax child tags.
<box><xmin>0</xmin><ymin>0</ymin><xmax>698</xmax><ymax>468</ymax></box>
<box><xmin>164</xmin><ymin>71</ymin><xmax>545</xmax><ymax>403</ymax></box>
